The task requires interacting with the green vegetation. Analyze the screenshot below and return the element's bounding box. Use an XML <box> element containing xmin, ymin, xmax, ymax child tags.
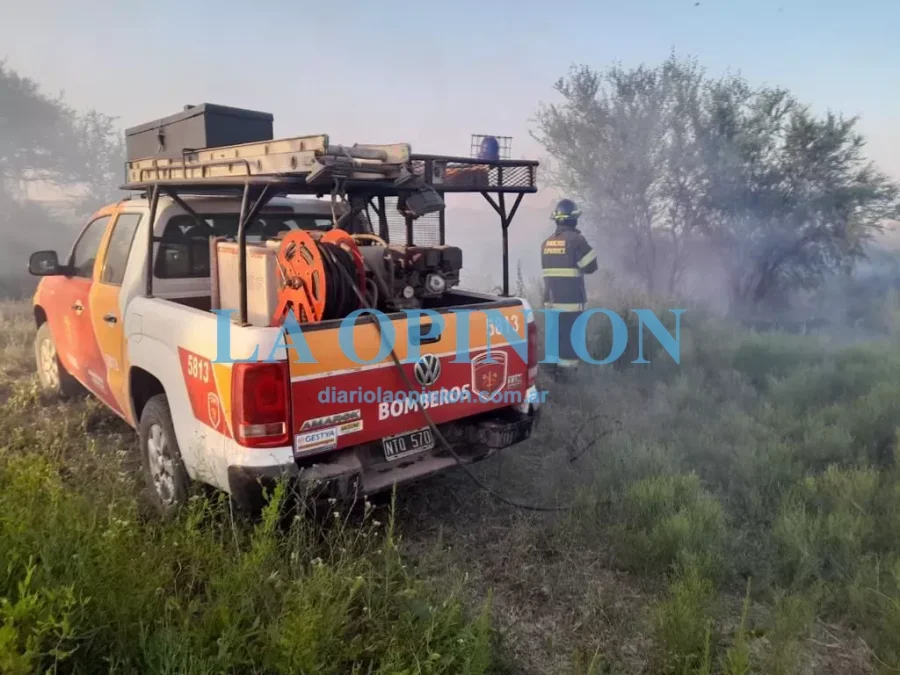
<box><xmin>539</xmin><ymin>294</ymin><xmax>900</xmax><ymax>673</ymax></box>
<box><xmin>0</xmin><ymin>307</ymin><xmax>498</xmax><ymax>674</ymax></box>
<box><xmin>8</xmin><ymin>292</ymin><xmax>900</xmax><ymax>673</ymax></box>
<box><xmin>4</xmin><ymin>50</ymin><xmax>900</xmax><ymax>675</ymax></box>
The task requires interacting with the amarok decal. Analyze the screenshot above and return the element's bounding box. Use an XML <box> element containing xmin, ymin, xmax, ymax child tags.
<box><xmin>299</xmin><ymin>409</ymin><xmax>362</xmax><ymax>432</ymax></box>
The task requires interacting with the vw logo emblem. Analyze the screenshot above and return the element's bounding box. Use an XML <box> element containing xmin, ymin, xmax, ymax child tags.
<box><xmin>414</xmin><ymin>354</ymin><xmax>441</xmax><ymax>387</ymax></box>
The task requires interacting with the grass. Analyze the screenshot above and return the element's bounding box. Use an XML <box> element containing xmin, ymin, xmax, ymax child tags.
<box><xmin>6</xmin><ymin>288</ymin><xmax>900</xmax><ymax>673</ymax></box>
<box><xmin>533</xmin><ymin>293</ymin><xmax>900</xmax><ymax>673</ymax></box>
<box><xmin>0</xmin><ymin>300</ymin><xmax>502</xmax><ymax>674</ymax></box>
<box><xmin>0</xmin><ymin>446</ymin><xmax>501</xmax><ymax>674</ymax></box>
<box><xmin>650</xmin><ymin>562</ymin><xmax>716</xmax><ymax>675</ymax></box>
<box><xmin>612</xmin><ymin>472</ymin><xmax>726</xmax><ymax>579</ymax></box>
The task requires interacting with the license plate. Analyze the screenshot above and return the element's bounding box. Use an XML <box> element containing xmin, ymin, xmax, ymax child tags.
<box><xmin>382</xmin><ymin>427</ymin><xmax>435</xmax><ymax>462</ymax></box>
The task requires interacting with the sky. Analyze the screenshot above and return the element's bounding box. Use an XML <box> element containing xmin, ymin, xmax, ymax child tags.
<box><xmin>2</xmin><ymin>0</ymin><xmax>899</xmax><ymax>211</ymax></box>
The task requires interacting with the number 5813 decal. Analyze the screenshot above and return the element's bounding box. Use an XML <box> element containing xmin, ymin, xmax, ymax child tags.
<box><xmin>186</xmin><ymin>353</ymin><xmax>209</xmax><ymax>383</ymax></box>
<box><xmin>178</xmin><ymin>347</ymin><xmax>231</xmax><ymax>437</ymax></box>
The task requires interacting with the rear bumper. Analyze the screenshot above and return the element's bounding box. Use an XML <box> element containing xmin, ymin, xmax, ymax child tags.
<box><xmin>227</xmin><ymin>404</ymin><xmax>539</xmax><ymax>510</ymax></box>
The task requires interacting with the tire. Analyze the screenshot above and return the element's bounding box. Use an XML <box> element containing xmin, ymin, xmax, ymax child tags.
<box><xmin>139</xmin><ymin>394</ymin><xmax>189</xmax><ymax>517</ymax></box>
<box><xmin>34</xmin><ymin>322</ymin><xmax>82</xmax><ymax>398</ymax></box>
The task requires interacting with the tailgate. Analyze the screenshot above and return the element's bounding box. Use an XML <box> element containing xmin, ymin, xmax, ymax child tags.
<box><xmin>288</xmin><ymin>302</ymin><xmax>529</xmax><ymax>452</ymax></box>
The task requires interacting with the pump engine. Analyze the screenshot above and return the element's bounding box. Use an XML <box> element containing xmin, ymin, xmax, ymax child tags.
<box><xmin>358</xmin><ymin>243</ymin><xmax>463</xmax><ymax>311</ymax></box>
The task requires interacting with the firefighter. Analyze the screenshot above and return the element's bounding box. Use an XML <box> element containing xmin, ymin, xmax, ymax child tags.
<box><xmin>541</xmin><ymin>198</ymin><xmax>598</xmax><ymax>378</ymax></box>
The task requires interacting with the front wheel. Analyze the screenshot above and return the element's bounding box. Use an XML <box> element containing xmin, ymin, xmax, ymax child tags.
<box><xmin>34</xmin><ymin>322</ymin><xmax>82</xmax><ymax>397</ymax></box>
<box><xmin>139</xmin><ymin>394</ymin><xmax>189</xmax><ymax>517</ymax></box>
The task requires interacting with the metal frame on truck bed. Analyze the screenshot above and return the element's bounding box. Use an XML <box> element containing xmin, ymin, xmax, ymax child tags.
<box><xmin>28</xmin><ymin>129</ymin><xmax>544</xmax><ymax>515</ymax></box>
<box><xmin>121</xmin><ymin>134</ymin><xmax>538</xmax><ymax>324</ymax></box>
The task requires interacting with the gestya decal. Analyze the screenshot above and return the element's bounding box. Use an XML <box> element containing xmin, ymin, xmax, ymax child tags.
<box><xmin>471</xmin><ymin>350</ymin><xmax>508</xmax><ymax>397</ymax></box>
<box><xmin>295</xmin><ymin>427</ymin><xmax>338</xmax><ymax>454</ymax></box>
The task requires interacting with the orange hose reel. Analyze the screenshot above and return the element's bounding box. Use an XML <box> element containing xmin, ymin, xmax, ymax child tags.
<box><xmin>320</xmin><ymin>228</ymin><xmax>366</xmax><ymax>291</ymax></box>
<box><xmin>271</xmin><ymin>229</ymin><xmax>366</xmax><ymax>326</ymax></box>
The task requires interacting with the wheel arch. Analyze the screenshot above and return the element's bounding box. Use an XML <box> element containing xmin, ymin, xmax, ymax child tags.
<box><xmin>34</xmin><ymin>305</ymin><xmax>47</xmax><ymax>327</ymax></box>
<box><xmin>129</xmin><ymin>366</ymin><xmax>166</xmax><ymax>424</ymax></box>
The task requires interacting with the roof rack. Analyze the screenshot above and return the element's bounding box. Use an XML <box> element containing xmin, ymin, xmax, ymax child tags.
<box><xmin>121</xmin><ymin>135</ymin><xmax>538</xmax><ymax>196</ymax></box>
<box><xmin>125</xmin><ymin>134</ymin><xmax>539</xmax><ymax>322</ymax></box>
<box><xmin>122</xmin><ymin>135</ymin><xmax>418</xmax><ymax>193</ymax></box>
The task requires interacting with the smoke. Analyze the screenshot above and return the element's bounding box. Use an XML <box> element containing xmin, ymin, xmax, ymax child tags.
<box><xmin>0</xmin><ymin>188</ymin><xmax>81</xmax><ymax>298</ymax></box>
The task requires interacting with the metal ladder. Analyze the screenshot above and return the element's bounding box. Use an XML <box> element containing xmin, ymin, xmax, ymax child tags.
<box><xmin>125</xmin><ymin>135</ymin><xmax>413</xmax><ymax>186</ymax></box>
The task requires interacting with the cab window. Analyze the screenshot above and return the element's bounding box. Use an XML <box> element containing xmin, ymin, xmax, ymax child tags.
<box><xmin>154</xmin><ymin>211</ymin><xmax>366</xmax><ymax>279</ymax></box>
<box><xmin>71</xmin><ymin>216</ymin><xmax>111</xmax><ymax>279</ymax></box>
<box><xmin>101</xmin><ymin>213</ymin><xmax>143</xmax><ymax>285</ymax></box>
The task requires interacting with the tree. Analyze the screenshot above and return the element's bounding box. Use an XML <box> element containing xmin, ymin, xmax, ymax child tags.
<box><xmin>697</xmin><ymin>84</ymin><xmax>898</xmax><ymax>309</ymax></box>
<box><xmin>65</xmin><ymin>109</ymin><xmax>127</xmax><ymax>215</ymax></box>
<box><xmin>0</xmin><ymin>62</ymin><xmax>126</xmax><ymax>289</ymax></box>
<box><xmin>0</xmin><ymin>61</ymin><xmax>125</xmax><ymax>213</ymax></box>
<box><xmin>0</xmin><ymin>62</ymin><xmax>76</xmax><ymax>198</ymax></box>
<box><xmin>533</xmin><ymin>54</ymin><xmax>900</xmax><ymax>311</ymax></box>
<box><xmin>532</xmin><ymin>56</ymin><xmax>709</xmax><ymax>295</ymax></box>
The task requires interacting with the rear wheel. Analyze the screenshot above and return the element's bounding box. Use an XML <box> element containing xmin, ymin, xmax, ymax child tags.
<box><xmin>34</xmin><ymin>322</ymin><xmax>82</xmax><ymax>397</ymax></box>
<box><xmin>139</xmin><ymin>394</ymin><xmax>189</xmax><ymax>517</ymax></box>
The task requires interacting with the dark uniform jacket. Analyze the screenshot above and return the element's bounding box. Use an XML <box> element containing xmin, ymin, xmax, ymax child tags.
<box><xmin>540</xmin><ymin>225</ymin><xmax>598</xmax><ymax>310</ymax></box>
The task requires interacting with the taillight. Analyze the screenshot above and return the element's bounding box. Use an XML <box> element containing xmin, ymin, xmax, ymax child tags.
<box><xmin>232</xmin><ymin>361</ymin><xmax>291</xmax><ymax>448</ymax></box>
<box><xmin>527</xmin><ymin>320</ymin><xmax>539</xmax><ymax>388</ymax></box>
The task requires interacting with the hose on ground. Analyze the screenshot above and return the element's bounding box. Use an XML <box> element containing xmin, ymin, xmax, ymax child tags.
<box><xmin>330</xmin><ymin>259</ymin><xmax>574</xmax><ymax>513</ymax></box>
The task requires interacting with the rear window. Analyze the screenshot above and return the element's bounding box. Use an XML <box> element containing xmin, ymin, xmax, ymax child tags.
<box><xmin>155</xmin><ymin>211</ymin><xmax>360</xmax><ymax>279</ymax></box>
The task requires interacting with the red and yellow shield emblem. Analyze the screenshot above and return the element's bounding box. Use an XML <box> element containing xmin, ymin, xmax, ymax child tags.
<box><xmin>471</xmin><ymin>350</ymin><xmax>508</xmax><ymax>398</ymax></box>
<box><xmin>208</xmin><ymin>392</ymin><xmax>221</xmax><ymax>430</ymax></box>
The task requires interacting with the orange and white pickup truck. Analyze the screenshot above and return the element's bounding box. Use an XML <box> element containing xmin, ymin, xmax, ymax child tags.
<box><xmin>28</xmin><ymin>120</ymin><xmax>542</xmax><ymax>514</ymax></box>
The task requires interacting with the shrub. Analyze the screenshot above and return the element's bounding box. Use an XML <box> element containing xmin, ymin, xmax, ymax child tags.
<box><xmin>759</xmin><ymin>591</ymin><xmax>816</xmax><ymax>675</ymax></box>
<box><xmin>650</xmin><ymin>562</ymin><xmax>716</xmax><ymax>675</ymax></box>
<box><xmin>613</xmin><ymin>473</ymin><xmax>726</xmax><ymax>579</ymax></box>
<box><xmin>765</xmin><ymin>344</ymin><xmax>900</xmax><ymax>412</ymax></box>
<box><xmin>773</xmin><ymin>466</ymin><xmax>880</xmax><ymax>587</ymax></box>
<box><xmin>731</xmin><ymin>332</ymin><xmax>827</xmax><ymax>391</ymax></box>
<box><xmin>843</xmin><ymin>556</ymin><xmax>900</xmax><ymax>670</ymax></box>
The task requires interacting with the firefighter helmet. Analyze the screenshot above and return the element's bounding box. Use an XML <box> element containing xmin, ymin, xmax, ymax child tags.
<box><xmin>551</xmin><ymin>198</ymin><xmax>581</xmax><ymax>224</ymax></box>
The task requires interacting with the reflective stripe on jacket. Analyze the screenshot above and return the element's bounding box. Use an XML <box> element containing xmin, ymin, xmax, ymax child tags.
<box><xmin>541</xmin><ymin>225</ymin><xmax>598</xmax><ymax>308</ymax></box>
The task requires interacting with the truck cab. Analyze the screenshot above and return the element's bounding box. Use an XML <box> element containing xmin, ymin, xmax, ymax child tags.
<box><xmin>31</xmin><ymin>195</ymin><xmax>349</xmax><ymax>408</ymax></box>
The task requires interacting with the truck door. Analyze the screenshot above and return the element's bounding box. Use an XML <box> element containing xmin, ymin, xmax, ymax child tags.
<box><xmin>46</xmin><ymin>213</ymin><xmax>112</xmax><ymax>392</ymax></box>
<box><xmin>87</xmin><ymin>209</ymin><xmax>144</xmax><ymax>423</ymax></box>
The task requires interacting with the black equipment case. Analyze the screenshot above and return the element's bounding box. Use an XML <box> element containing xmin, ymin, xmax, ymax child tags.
<box><xmin>125</xmin><ymin>103</ymin><xmax>274</xmax><ymax>161</ymax></box>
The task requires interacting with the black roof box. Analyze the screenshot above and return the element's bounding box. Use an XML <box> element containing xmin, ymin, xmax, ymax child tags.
<box><xmin>125</xmin><ymin>103</ymin><xmax>274</xmax><ymax>161</ymax></box>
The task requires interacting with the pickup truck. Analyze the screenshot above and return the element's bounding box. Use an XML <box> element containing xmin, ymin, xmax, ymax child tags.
<box><xmin>28</xmin><ymin>191</ymin><xmax>542</xmax><ymax>514</ymax></box>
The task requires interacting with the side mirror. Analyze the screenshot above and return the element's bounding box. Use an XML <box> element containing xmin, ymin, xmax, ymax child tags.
<box><xmin>28</xmin><ymin>250</ymin><xmax>62</xmax><ymax>276</ymax></box>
